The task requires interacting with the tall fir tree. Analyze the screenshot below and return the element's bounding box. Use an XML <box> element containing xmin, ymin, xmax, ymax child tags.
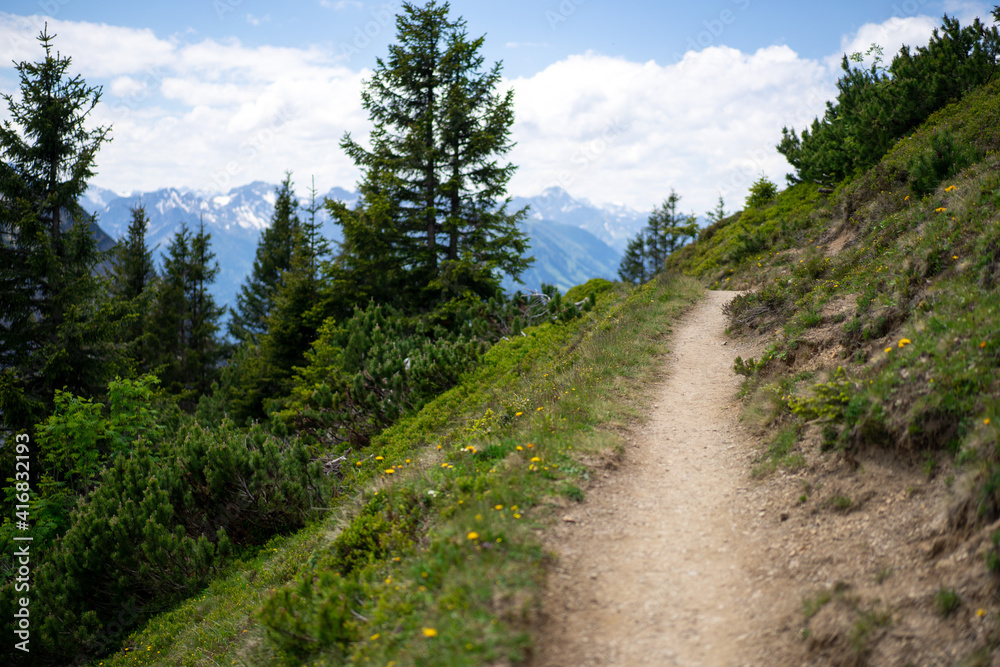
<box><xmin>339</xmin><ymin>0</ymin><xmax>529</xmax><ymax>309</ymax></box>
<box><xmin>108</xmin><ymin>204</ymin><xmax>157</xmax><ymax>371</ymax></box>
<box><xmin>617</xmin><ymin>190</ymin><xmax>699</xmax><ymax>284</ymax></box>
<box><xmin>229</xmin><ymin>173</ymin><xmax>301</xmax><ymax>344</ymax></box>
<box><xmin>149</xmin><ymin>221</ymin><xmax>224</xmax><ymax>408</ymax></box>
<box><xmin>617</xmin><ymin>234</ymin><xmax>648</xmax><ymax>284</ymax></box>
<box><xmin>705</xmin><ymin>196</ymin><xmax>728</xmax><ymax>225</ymax></box>
<box><xmin>0</xmin><ymin>26</ymin><xmax>115</xmax><ymax>437</ymax></box>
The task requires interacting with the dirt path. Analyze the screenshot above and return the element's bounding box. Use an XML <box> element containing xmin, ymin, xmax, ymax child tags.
<box><xmin>533</xmin><ymin>290</ymin><xmax>783</xmax><ymax>667</ymax></box>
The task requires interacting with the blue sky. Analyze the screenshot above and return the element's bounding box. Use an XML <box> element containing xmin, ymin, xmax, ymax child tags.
<box><xmin>0</xmin><ymin>0</ymin><xmax>993</xmax><ymax>214</ymax></box>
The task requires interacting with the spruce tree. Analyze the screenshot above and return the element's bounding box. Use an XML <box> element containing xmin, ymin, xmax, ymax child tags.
<box><xmin>339</xmin><ymin>0</ymin><xmax>529</xmax><ymax>309</ymax></box>
<box><xmin>645</xmin><ymin>191</ymin><xmax>698</xmax><ymax>275</ymax></box>
<box><xmin>108</xmin><ymin>204</ymin><xmax>157</xmax><ymax>371</ymax></box>
<box><xmin>618</xmin><ymin>235</ymin><xmax>647</xmax><ymax>284</ymax></box>
<box><xmin>229</xmin><ymin>173</ymin><xmax>301</xmax><ymax>344</ymax></box>
<box><xmin>617</xmin><ymin>190</ymin><xmax>698</xmax><ymax>284</ymax></box>
<box><xmin>706</xmin><ymin>196</ymin><xmax>728</xmax><ymax>225</ymax></box>
<box><xmin>0</xmin><ymin>26</ymin><xmax>115</xmax><ymax>436</ymax></box>
<box><xmin>149</xmin><ymin>221</ymin><xmax>223</xmax><ymax>408</ymax></box>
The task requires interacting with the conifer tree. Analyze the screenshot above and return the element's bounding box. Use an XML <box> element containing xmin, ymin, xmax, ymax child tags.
<box><xmin>618</xmin><ymin>235</ymin><xmax>648</xmax><ymax>284</ymax></box>
<box><xmin>229</xmin><ymin>174</ymin><xmax>301</xmax><ymax>344</ymax></box>
<box><xmin>149</xmin><ymin>221</ymin><xmax>224</xmax><ymax>407</ymax></box>
<box><xmin>108</xmin><ymin>204</ymin><xmax>157</xmax><ymax>370</ymax></box>
<box><xmin>339</xmin><ymin>0</ymin><xmax>529</xmax><ymax>309</ymax></box>
<box><xmin>706</xmin><ymin>196</ymin><xmax>728</xmax><ymax>225</ymax></box>
<box><xmin>617</xmin><ymin>190</ymin><xmax>698</xmax><ymax>284</ymax></box>
<box><xmin>0</xmin><ymin>26</ymin><xmax>115</xmax><ymax>436</ymax></box>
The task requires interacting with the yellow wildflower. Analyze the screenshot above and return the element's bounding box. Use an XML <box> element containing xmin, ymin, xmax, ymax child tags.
<box><xmin>884</xmin><ymin>347</ymin><xmax>892</xmax><ymax>353</ymax></box>
<box><xmin>935</xmin><ymin>207</ymin><xmax>947</xmax><ymax>213</ymax></box>
<box><xmin>898</xmin><ymin>338</ymin><xmax>912</xmax><ymax>348</ymax></box>
<box><xmin>384</xmin><ymin>468</ymin><xmax>395</xmax><ymax>474</ymax></box>
<box><xmin>515</xmin><ymin>411</ymin><xmax>523</xmax><ymax>416</ymax></box>
<box><xmin>467</xmin><ymin>531</ymin><xmax>479</xmax><ymax>540</ymax></box>
<box><xmin>371</xmin><ymin>633</ymin><xmax>380</xmax><ymax>640</ymax></box>
<box><xmin>945</xmin><ymin>185</ymin><xmax>957</xmax><ymax>192</ymax></box>
<box><xmin>530</xmin><ymin>456</ymin><xmax>541</xmax><ymax>462</ymax></box>
<box><xmin>422</xmin><ymin>628</ymin><xmax>438</xmax><ymax>637</ymax></box>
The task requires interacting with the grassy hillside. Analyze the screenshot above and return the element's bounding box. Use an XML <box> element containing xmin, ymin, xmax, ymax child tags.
<box><xmin>665</xmin><ymin>75</ymin><xmax>1000</xmax><ymax>658</ymax></box>
<box><xmin>94</xmin><ymin>275</ymin><xmax>700</xmax><ymax>666</ymax></box>
<box><xmin>667</xmin><ymin>74</ymin><xmax>999</xmax><ymax>473</ymax></box>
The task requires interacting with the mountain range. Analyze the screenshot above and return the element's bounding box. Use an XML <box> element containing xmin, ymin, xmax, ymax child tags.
<box><xmin>81</xmin><ymin>183</ymin><xmax>650</xmax><ymax>309</ymax></box>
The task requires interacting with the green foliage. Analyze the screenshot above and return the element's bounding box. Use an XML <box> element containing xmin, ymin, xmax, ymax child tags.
<box><xmin>278</xmin><ymin>302</ymin><xmax>485</xmax><ymax>447</ymax></box>
<box><xmin>229</xmin><ymin>173</ymin><xmax>303</xmax><ymax>344</ymax></box>
<box><xmin>733</xmin><ymin>355</ymin><xmax>768</xmax><ymax>378</ymax></box>
<box><xmin>148</xmin><ymin>221</ymin><xmax>226</xmax><ymax>408</ymax></box>
<box><xmin>339</xmin><ymin>0</ymin><xmax>529</xmax><ymax>309</ymax></box>
<box><xmin>779</xmin><ymin>15</ymin><xmax>1000</xmax><ymax>185</ymax></box>
<box><xmin>745</xmin><ymin>174</ymin><xmax>779</xmax><ymax>209</ymax></box>
<box><xmin>0</xmin><ymin>27</ymin><xmax>119</xmax><ymax>436</ymax></box>
<box><xmin>563</xmin><ymin>277</ymin><xmax>614</xmax><ymax>303</ymax></box>
<box><xmin>619</xmin><ymin>190</ymin><xmax>698</xmax><ymax>283</ymax></box>
<box><xmin>260</xmin><ymin>569</ymin><xmax>365</xmax><ymax>659</ymax></box>
<box><xmin>935</xmin><ymin>587</ymin><xmax>961</xmax><ymax>617</ymax></box>
<box><xmin>908</xmin><ymin>129</ymin><xmax>981</xmax><ymax>196</ymax></box>
<box><xmin>1</xmin><ymin>418</ymin><xmax>329</xmax><ymax>663</ymax></box>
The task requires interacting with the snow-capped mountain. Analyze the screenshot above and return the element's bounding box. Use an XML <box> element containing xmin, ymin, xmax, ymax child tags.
<box><xmin>510</xmin><ymin>187</ymin><xmax>648</xmax><ymax>252</ymax></box>
<box><xmin>82</xmin><ymin>183</ymin><xmax>637</xmax><ymax>309</ymax></box>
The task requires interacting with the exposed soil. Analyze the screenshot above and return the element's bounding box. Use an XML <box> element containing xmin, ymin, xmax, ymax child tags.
<box><xmin>531</xmin><ymin>290</ymin><xmax>999</xmax><ymax>666</ymax></box>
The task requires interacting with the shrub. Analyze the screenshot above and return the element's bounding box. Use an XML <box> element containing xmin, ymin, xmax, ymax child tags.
<box><xmin>746</xmin><ymin>174</ymin><xmax>779</xmax><ymax>209</ymax></box>
<box><xmin>908</xmin><ymin>130</ymin><xmax>981</xmax><ymax>196</ymax></box>
<box><xmin>2</xmin><ymin>420</ymin><xmax>329</xmax><ymax>663</ymax></box>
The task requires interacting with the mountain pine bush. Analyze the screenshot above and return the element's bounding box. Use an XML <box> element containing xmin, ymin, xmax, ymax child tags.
<box><xmin>2</xmin><ymin>420</ymin><xmax>328</xmax><ymax>663</ymax></box>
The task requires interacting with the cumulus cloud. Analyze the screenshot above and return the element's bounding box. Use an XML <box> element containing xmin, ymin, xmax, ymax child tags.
<box><xmin>0</xmin><ymin>10</ymin><xmax>968</xmax><ymax>213</ymax></box>
<box><xmin>505</xmin><ymin>46</ymin><xmax>834</xmax><ymax>213</ymax></box>
<box><xmin>827</xmin><ymin>15</ymin><xmax>940</xmax><ymax>71</ymax></box>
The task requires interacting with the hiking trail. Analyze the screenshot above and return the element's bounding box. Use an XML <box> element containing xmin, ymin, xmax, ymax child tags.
<box><xmin>532</xmin><ymin>290</ymin><xmax>789</xmax><ymax>667</ymax></box>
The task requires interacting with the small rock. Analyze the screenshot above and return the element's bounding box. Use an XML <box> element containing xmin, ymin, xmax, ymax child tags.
<box><xmin>780</xmin><ymin>512</ymin><xmax>789</xmax><ymax>522</ymax></box>
<box><xmin>562</xmin><ymin>515</ymin><xmax>577</xmax><ymax>523</ymax></box>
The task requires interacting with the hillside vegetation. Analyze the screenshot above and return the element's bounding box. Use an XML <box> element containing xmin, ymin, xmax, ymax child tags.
<box><xmin>87</xmin><ymin>275</ymin><xmax>698</xmax><ymax>666</ymax></box>
<box><xmin>5</xmin><ymin>3</ymin><xmax>1000</xmax><ymax>664</ymax></box>
<box><xmin>664</xmin><ymin>48</ymin><xmax>1000</xmax><ymax>663</ymax></box>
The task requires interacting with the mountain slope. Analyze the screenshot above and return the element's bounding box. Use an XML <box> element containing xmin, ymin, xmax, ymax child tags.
<box><xmin>510</xmin><ymin>186</ymin><xmax>646</xmax><ymax>252</ymax></box>
<box><xmin>83</xmin><ymin>184</ymin><xmax>628</xmax><ymax>307</ymax></box>
<box><xmin>665</xmin><ymin>75</ymin><xmax>1000</xmax><ymax>663</ymax></box>
<box><xmin>506</xmin><ymin>218</ymin><xmax>622</xmax><ymax>292</ymax></box>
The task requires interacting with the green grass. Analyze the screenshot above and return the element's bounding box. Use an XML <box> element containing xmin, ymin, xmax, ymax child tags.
<box><xmin>666</xmin><ymin>78</ymin><xmax>1000</xmax><ymax>522</ymax></box>
<box><xmin>935</xmin><ymin>587</ymin><xmax>961</xmax><ymax>618</ymax></box>
<box><xmin>100</xmin><ymin>273</ymin><xmax>702</xmax><ymax>667</ymax></box>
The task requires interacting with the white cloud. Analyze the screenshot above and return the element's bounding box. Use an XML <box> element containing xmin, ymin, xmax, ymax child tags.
<box><xmin>0</xmin><ymin>11</ymin><xmax>973</xmax><ymax>215</ymax></box>
<box><xmin>828</xmin><ymin>15</ymin><xmax>939</xmax><ymax>71</ymax></box>
<box><xmin>505</xmin><ymin>46</ymin><xmax>834</xmax><ymax>214</ymax></box>
<box><xmin>320</xmin><ymin>0</ymin><xmax>364</xmax><ymax>9</ymax></box>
